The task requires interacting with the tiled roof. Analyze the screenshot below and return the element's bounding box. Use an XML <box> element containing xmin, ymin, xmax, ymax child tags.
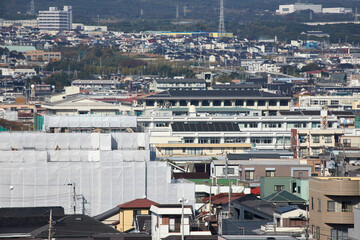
<box><xmin>263</xmin><ymin>190</ymin><xmax>306</xmax><ymax>203</ymax></box>
<box><xmin>118</xmin><ymin>198</ymin><xmax>158</xmax><ymax>209</ymax></box>
<box><xmin>203</xmin><ymin>193</ymin><xmax>245</xmax><ymax>205</ymax></box>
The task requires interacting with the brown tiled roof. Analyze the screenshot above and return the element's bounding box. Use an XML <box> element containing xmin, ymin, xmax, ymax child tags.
<box><xmin>202</xmin><ymin>193</ymin><xmax>245</xmax><ymax>205</ymax></box>
<box><xmin>118</xmin><ymin>198</ymin><xmax>158</xmax><ymax>209</ymax></box>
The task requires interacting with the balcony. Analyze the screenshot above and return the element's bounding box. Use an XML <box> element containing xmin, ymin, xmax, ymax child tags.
<box><xmin>321</xmin><ymin>179</ymin><xmax>360</xmax><ymax>196</ymax></box>
<box><xmin>323</xmin><ymin>211</ymin><xmax>354</xmax><ymax>224</ymax></box>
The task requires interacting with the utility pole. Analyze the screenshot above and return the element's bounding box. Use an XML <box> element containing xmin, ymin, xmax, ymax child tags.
<box><xmin>48</xmin><ymin>209</ymin><xmax>52</xmax><ymax>240</ymax></box>
<box><xmin>68</xmin><ymin>183</ymin><xmax>76</xmax><ymax>214</ymax></box>
<box><xmin>208</xmin><ymin>184</ymin><xmax>212</xmax><ymax>230</ymax></box>
<box><xmin>181</xmin><ymin>197</ymin><xmax>185</xmax><ymax>240</ymax></box>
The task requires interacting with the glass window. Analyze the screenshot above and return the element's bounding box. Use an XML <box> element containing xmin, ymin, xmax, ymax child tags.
<box><xmin>318</xmin><ymin>198</ymin><xmax>321</xmax><ymax>212</ymax></box>
<box><xmin>266</xmin><ymin>170</ymin><xmax>275</xmax><ymax>177</ymax></box>
<box><xmin>316</xmin><ymin>227</ymin><xmax>320</xmax><ymax>240</ymax></box>
<box><xmin>224</xmin><ymin>137</ymin><xmax>246</xmax><ymax>143</ymax></box>
<box><xmin>325</xmin><ymin>136</ymin><xmax>332</xmax><ymax>143</ymax></box>
<box><xmin>223</xmin><ymin>168</ymin><xmax>235</xmax><ymax>175</ymax></box>
<box><xmin>245</xmin><ymin>170</ymin><xmax>254</xmax><ymax>180</ymax></box>
<box><xmin>327</xmin><ymin>200</ymin><xmax>335</xmax><ymax>212</ymax></box>
<box><xmin>184</xmin><ymin>137</ymin><xmax>194</xmax><ymax>143</ymax></box>
<box><xmin>274</xmin><ymin>185</ymin><xmax>284</xmax><ymax>191</ymax></box>
<box><xmin>165</xmin><ymin>148</ymin><xmax>173</xmax><ymax>155</ymax></box>
<box><xmin>313</xmin><ymin>135</ymin><xmax>320</xmax><ymax>143</ymax></box>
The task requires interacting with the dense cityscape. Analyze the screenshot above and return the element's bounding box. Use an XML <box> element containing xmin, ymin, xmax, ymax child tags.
<box><xmin>1</xmin><ymin>0</ymin><xmax>360</xmax><ymax>240</ymax></box>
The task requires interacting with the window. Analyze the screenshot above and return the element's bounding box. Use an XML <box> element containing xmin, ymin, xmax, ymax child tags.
<box><xmin>320</xmin><ymin>100</ymin><xmax>327</xmax><ymax>105</ymax></box>
<box><xmin>223</xmin><ymin>168</ymin><xmax>235</xmax><ymax>175</ymax></box>
<box><xmin>312</xmin><ymin>148</ymin><xmax>320</xmax><ymax>156</ymax></box>
<box><xmin>297</xmin><ymin>186</ymin><xmax>301</xmax><ymax>194</ymax></box>
<box><xmin>133</xmin><ymin>210</ymin><xmax>142</xmax><ymax>225</ymax></box>
<box><xmin>165</xmin><ymin>148</ymin><xmax>173</xmax><ymax>155</ymax></box>
<box><xmin>184</xmin><ymin>137</ymin><xmax>194</xmax><ymax>143</ymax></box>
<box><xmin>312</xmin><ymin>135</ymin><xmax>320</xmax><ymax>143</ymax></box>
<box><xmin>244</xmin><ymin>122</ymin><xmax>258</xmax><ymax>128</ymax></box>
<box><xmin>318</xmin><ymin>198</ymin><xmax>321</xmax><ymax>212</ymax></box>
<box><xmin>343</xmin><ymin>139</ymin><xmax>351</xmax><ymax>147</ymax></box>
<box><xmin>224</xmin><ymin>137</ymin><xmax>246</xmax><ymax>143</ymax></box>
<box><xmin>311</xmin><ymin>197</ymin><xmax>314</xmax><ymax>210</ymax></box>
<box><xmin>274</xmin><ymin>185</ymin><xmax>284</xmax><ymax>191</ymax></box>
<box><xmin>331</xmin><ymin>100</ymin><xmax>339</xmax><ymax>105</ymax></box>
<box><xmin>266</xmin><ymin>170</ymin><xmax>275</xmax><ymax>177</ymax></box>
<box><xmin>245</xmin><ymin>170</ymin><xmax>254</xmax><ymax>180</ymax></box>
<box><xmin>342</xmin><ymin>201</ymin><xmax>352</xmax><ymax>212</ymax></box>
<box><xmin>316</xmin><ymin>226</ymin><xmax>320</xmax><ymax>240</ymax></box>
<box><xmin>155</xmin><ymin>122</ymin><xmax>169</xmax><ymax>127</ymax></box>
<box><xmin>331</xmin><ymin>228</ymin><xmax>348</xmax><ymax>240</ymax></box>
<box><xmin>327</xmin><ymin>200</ymin><xmax>335</xmax><ymax>212</ymax></box>
<box><xmin>198</xmin><ymin>137</ymin><xmax>220</xmax><ymax>144</ymax></box>
<box><xmin>325</xmin><ymin>136</ymin><xmax>332</xmax><ymax>143</ymax></box>
<box><xmin>169</xmin><ymin>216</ymin><xmax>181</xmax><ymax>232</ymax></box>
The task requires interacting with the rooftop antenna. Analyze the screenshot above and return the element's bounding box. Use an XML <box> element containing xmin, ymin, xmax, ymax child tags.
<box><xmin>219</xmin><ymin>0</ymin><xmax>225</xmax><ymax>38</ymax></box>
<box><xmin>176</xmin><ymin>4</ymin><xmax>179</xmax><ymax>19</ymax></box>
<box><xmin>27</xmin><ymin>0</ymin><xmax>35</xmax><ymax>15</ymax></box>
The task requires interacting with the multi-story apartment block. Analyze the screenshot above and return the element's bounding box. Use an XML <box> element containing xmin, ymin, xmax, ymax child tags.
<box><xmin>291</xmin><ymin>129</ymin><xmax>344</xmax><ymax>158</ymax></box>
<box><xmin>298</xmin><ymin>94</ymin><xmax>360</xmax><ymax>110</ymax></box>
<box><xmin>38</xmin><ymin>6</ymin><xmax>72</xmax><ymax>31</ymax></box>
<box><xmin>309</xmin><ymin>177</ymin><xmax>360</xmax><ymax>240</ymax></box>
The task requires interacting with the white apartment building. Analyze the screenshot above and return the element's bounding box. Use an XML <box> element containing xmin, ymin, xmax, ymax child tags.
<box><xmin>38</xmin><ymin>6</ymin><xmax>72</xmax><ymax>31</ymax></box>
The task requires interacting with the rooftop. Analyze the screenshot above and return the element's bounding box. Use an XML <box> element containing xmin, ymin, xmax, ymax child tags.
<box><xmin>118</xmin><ymin>198</ymin><xmax>158</xmax><ymax>209</ymax></box>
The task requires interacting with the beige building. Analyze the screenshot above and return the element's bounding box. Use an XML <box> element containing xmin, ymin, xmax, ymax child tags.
<box><xmin>155</xmin><ymin>143</ymin><xmax>252</xmax><ymax>157</ymax></box>
<box><xmin>291</xmin><ymin>129</ymin><xmax>344</xmax><ymax>158</ymax></box>
<box><xmin>23</xmin><ymin>50</ymin><xmax>61</xmax><ymax>62</ymax></box>
<box><xmin>309</xmin><ymin>177</ymin><xmax>360</xmax><ymax>240</ymax></box>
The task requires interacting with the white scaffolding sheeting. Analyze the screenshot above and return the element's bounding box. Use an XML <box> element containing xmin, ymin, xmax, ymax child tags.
<box><xmin>0</xmin><ymin>132</ymin><xmax>194</xmax><ymax>216</ymax></box>
<box><xmin>43</xmin><ymin>115</ymin><xmax>137</xmax><ymax>130</ymax></box>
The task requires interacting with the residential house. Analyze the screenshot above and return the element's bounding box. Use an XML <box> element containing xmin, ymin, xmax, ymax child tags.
<box><xmin>150</xmin><ymin>204</ymin><xmax>211</xmax><ymax>240</ymax></box>
<box><xmin>260</xmin><ymin>177</ymin><xmax>309</xmax><ymax>203</ymax></box>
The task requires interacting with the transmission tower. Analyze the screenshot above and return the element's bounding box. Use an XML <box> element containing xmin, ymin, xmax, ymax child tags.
<box><xmin>219</xmin><ymin>0</ymin><xmax>225</xmax><ymax>38</ymax></box>
<box><xmin>183</xmin><ymin>6</ymin><xmax>187</xmax><ymax>17</ymax></box>
<box><xmin>176</xmin><ymin>4</ymin><xmax>179</xmax><ymax>19</ymax></box>
<box><xmin>28</xmin><ymin>0</ymin><xmax>35</xmax><ymax>15</ymax></box>
<box><xmin>355</xmin><ymin>7</ymin><xmax>358</xmax><ymax>22</ymax></box>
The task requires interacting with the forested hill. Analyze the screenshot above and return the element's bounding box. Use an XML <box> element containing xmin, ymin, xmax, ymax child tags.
<box><xmin>2</xmin><ymin>0</ymin><xmax>360</xmax><ymax>22</ymax></box>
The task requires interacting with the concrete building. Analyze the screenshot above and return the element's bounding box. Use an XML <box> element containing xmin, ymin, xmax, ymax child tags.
<box><xmin>298</xmin><ymin>94</ymin><xmax>360</xmax><ymax>110</ymax></box>
<box><xmin>276</xmin><ymin>3</ymin><xmax>322</xmax><ymax>15</ymax></box>
<box><xmin>236</xmin><ymin>159</ymin><xmax>311</xmax><ymax>187</ymax></box>
<box><xmin>149</xmin><ymin>79</ymin><xmax>207</xmax><ymax>92</ymax></box>
<box><xmin>71</xmin><ymin>79</ymin><xmax>121</xmax><ymax>90</ymax></box>
<box><xmin>23</xmin><ymin>50</ymin><xmax>61</xmax><ymax>62</ymax></box>
<box><xmin>309</xmin><ymin>177</ymin><xmax>360</xmax><ymax>240</ymax></box>
<box><xmin>38</xmin><ymin>6</ymin><xmax>72</xmax><ymax>31</ymax></box>
<box><xmin>291</xmin><ymin>129</ymin><xmax>344</xmax><ymax>158</ymax></box>
<box><xmin>140</xmin><ymin>90</ymin><xmax>292</xmax><ymax>116</ymax></box>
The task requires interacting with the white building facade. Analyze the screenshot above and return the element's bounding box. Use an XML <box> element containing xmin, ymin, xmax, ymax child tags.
<box><xmin>38</xmin><ymin>6</ymin><xmax>72</xmax><ymax>31</ymax></box>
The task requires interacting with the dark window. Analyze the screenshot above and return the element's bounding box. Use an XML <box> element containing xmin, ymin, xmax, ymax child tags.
<box><xmin>274</xmin><ymin>185</ymin><xmax>284</xmax><ymax>191</ymax></box>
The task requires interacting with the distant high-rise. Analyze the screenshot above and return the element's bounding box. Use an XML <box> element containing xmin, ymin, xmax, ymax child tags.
<box><xmin>219</xmin><ymin>0</ymin><xmax>225</xmax><ymax>37</ymax></box>
<box><xmin>38</xmin><ymin>6</ymin><xmax>72</xmax><ymax>31</ymax></box>
<box><xmin>27</xmin><ymin>0</ymin><xmax>35</xmax><ymax>15</ymax></box>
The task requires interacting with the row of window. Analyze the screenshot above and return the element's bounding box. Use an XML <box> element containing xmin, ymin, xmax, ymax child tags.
<box><xmin>311</xmin><ymin>197</ymin><xmax>353</xmax><ymax>213</ymax></box>
<box><xmin>183</xmin><ymin>137</ymin><xmax>291</xmax><ymax>145</ymax></box>
<box><xmin>145</xmin><ymin>100</ymin><xmax>288</xmax><ymax>107</ymax></box>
